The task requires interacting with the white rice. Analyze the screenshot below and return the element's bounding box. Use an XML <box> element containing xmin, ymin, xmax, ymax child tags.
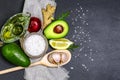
<box><xmin>24</xmin><ymin>34</ymin><xmax>46</xmax><ymax>57</ymax></box>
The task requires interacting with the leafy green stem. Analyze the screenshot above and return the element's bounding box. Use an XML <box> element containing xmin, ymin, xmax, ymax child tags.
<box><xmin>67</xmin><ymin>44</ymin><xmax>79</xmax><ymax>51</ymax></box>
<box><xmin>57</xmin><ymin>11</ymin><xmax>70</xmax><ymax>20</ymax></box>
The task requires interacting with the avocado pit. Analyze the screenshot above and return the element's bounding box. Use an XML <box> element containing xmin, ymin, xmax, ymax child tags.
<box><xmin>53</xmin><ymin>25</ymin><xmax>63</xmax><ymax>34</ymax></box>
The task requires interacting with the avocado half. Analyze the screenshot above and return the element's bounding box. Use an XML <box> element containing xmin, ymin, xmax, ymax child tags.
<box><xmin>44</xmin><ymin>20</ymin><xmax>69</xmax><ymax>39</ymax></box>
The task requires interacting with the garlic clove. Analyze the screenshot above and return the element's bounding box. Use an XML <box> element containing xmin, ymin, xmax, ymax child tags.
<box><xmin>48</xmin><ymin>52</ymin><xmax>69</xmax><ymax>65</ymax></box>
<box><xmin>52</xmin><ymin>53</ymin><xmax>61</xmax><ymax>63</ymax></box>
<box><xmin>61</xmin><ymin>53</ymin><xmax>68</xmax><ymax>63</ymax></box>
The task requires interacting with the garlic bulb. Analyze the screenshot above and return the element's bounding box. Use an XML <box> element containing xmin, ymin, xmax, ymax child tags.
<box><xmin>48</xmin><ymin>52</ymin><xmax>68</xmax><ymax>65</ymax></box>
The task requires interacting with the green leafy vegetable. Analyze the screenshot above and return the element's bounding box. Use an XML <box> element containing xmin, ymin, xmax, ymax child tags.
<box><xmin>57</xmin><ymin>11</ymin><xmax>70</xmax><ymax>20</ymax></box>
<box><xmin>67</xmin><ymin>44</ymin><xmax>79</xmax><ymax>51</ymax></box>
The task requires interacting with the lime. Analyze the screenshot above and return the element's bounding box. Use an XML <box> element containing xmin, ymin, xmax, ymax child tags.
<box><xmin>49</xmin><ymin>38</ymin><xmax>73</xmax><ymax>49</ymax></box>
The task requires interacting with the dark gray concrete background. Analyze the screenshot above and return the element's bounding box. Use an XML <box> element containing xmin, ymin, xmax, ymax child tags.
<box><xmin>0</xmin><ymin>0</ymin><xmax>120</xmax><ymax>80</ymax></box>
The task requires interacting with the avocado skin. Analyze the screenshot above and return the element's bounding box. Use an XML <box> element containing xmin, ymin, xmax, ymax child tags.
<box><xmin>44</xmin><ymin>20</ymin><xmax>69</xmax><ymax>39</ymax></box>
<box><xmin>1</xmin><ymin>43</ymin><xmax>30</xmax><ymax>67</ymax></box>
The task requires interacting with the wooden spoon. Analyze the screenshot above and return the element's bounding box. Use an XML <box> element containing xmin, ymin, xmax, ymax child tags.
<box><xmin>0</xmin><ymin>50</ymin><xmax>71</xmax><ymax>75</ymax></box>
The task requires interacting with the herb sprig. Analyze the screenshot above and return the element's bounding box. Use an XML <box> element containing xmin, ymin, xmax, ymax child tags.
<box><xmin>67</xmin><ymin>44</ymin><xmax>79</xmax><ymax>51</ymax></box>
<box><xmin>57</xmin><ymin>11</ymin><xmax>70</xmax><ymax>20</ymax></box>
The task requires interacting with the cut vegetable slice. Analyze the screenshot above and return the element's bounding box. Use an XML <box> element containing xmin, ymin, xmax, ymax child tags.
<box><xmin>49</xmin><ymin>38</ymin><xmax>73</xmax><ymax>50</ymax></box>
